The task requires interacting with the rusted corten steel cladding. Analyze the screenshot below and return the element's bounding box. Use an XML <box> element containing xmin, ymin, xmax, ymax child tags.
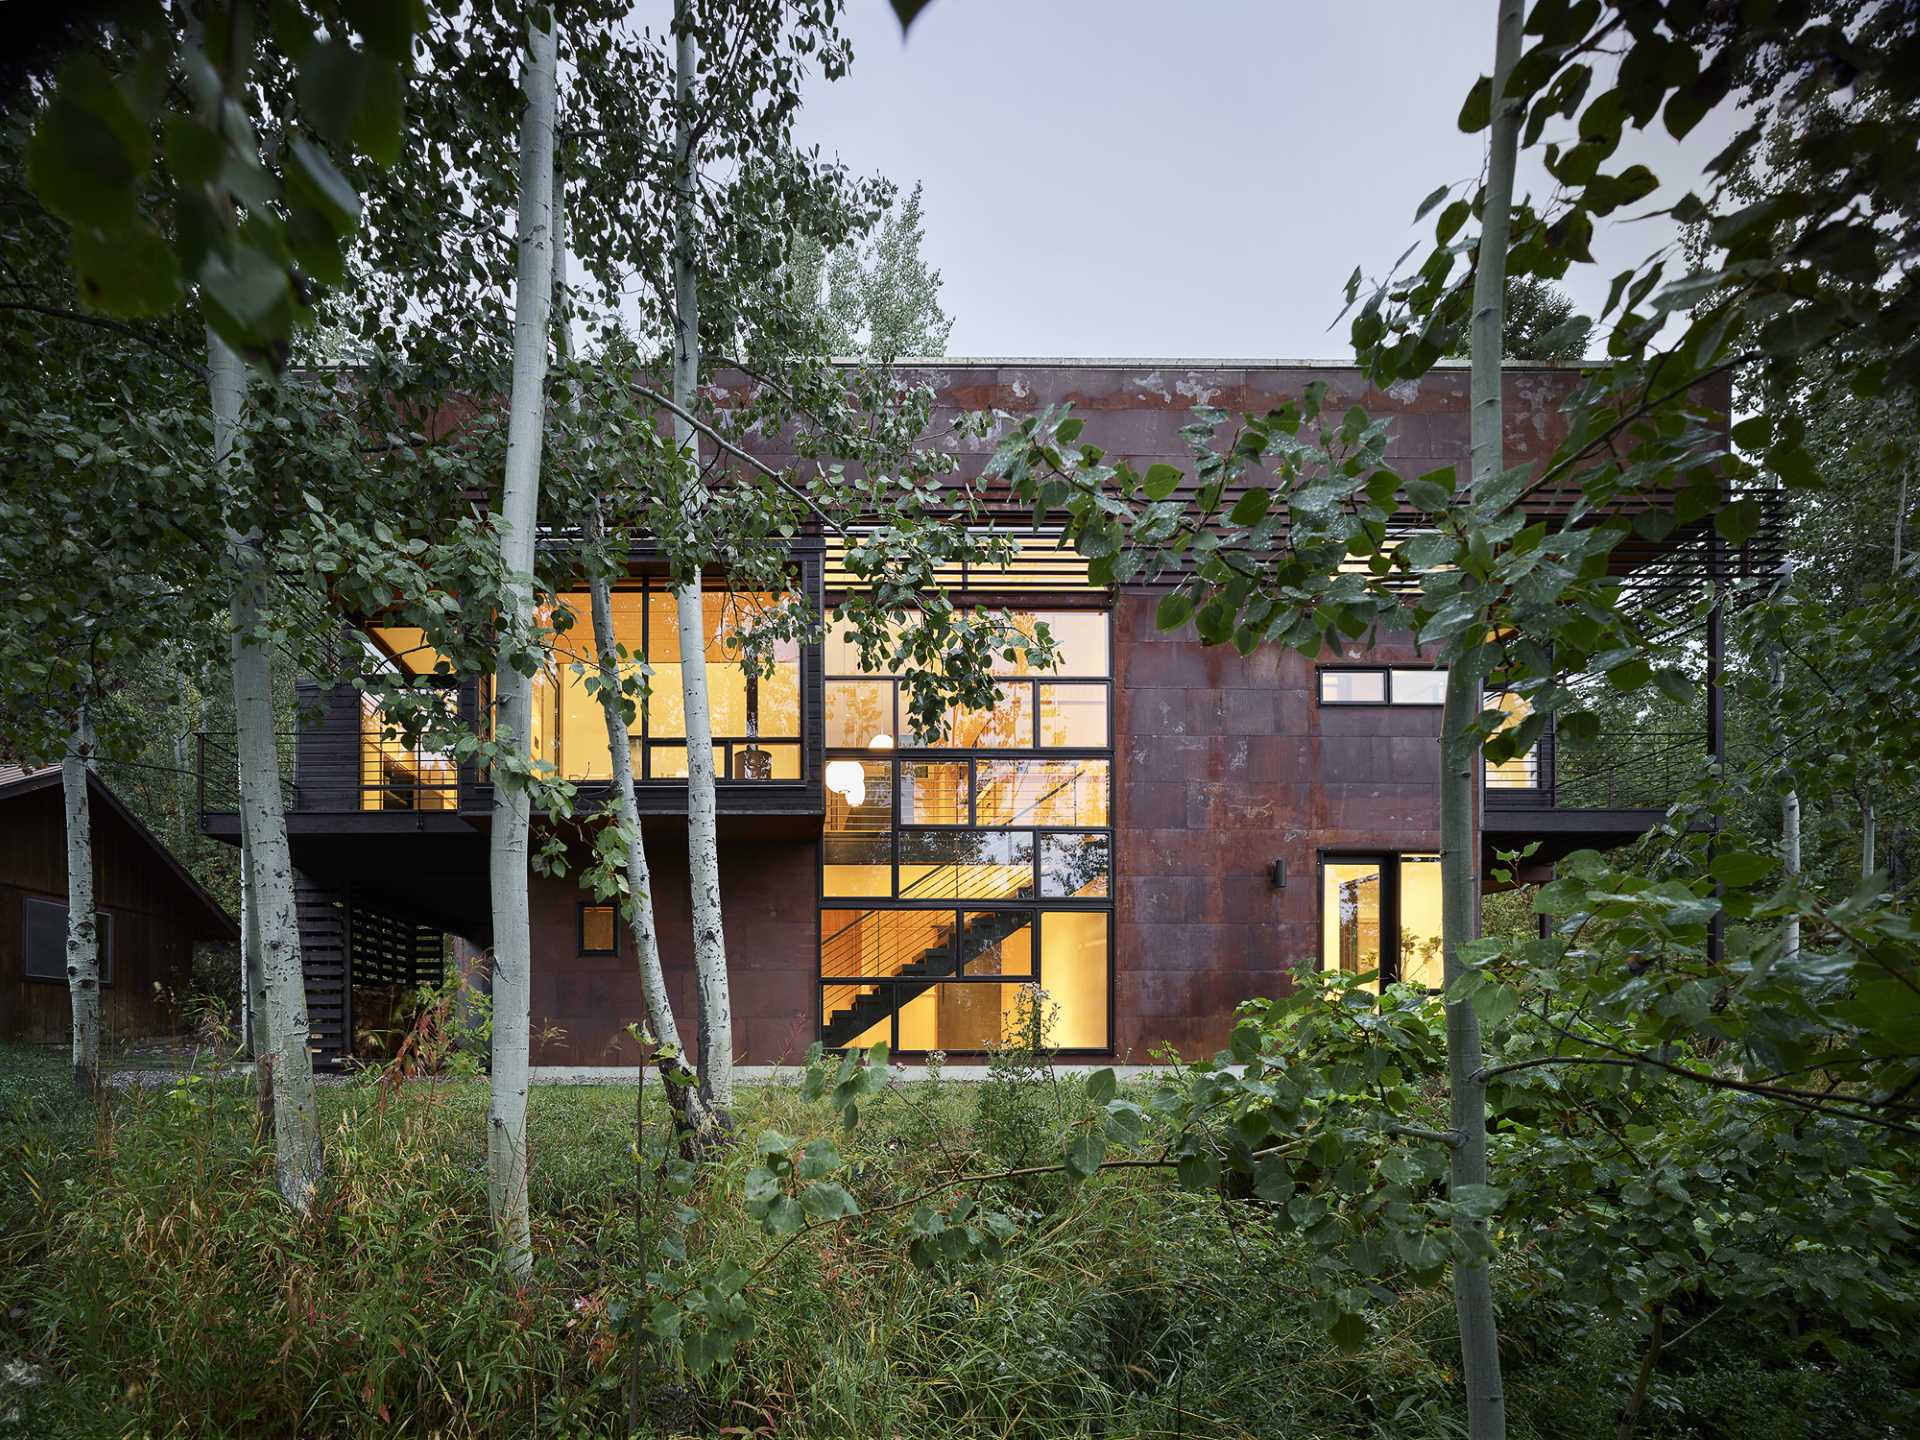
<box><xmin>259</xmin><ymin>361</ymin><xmax>1734</xmax><ymax>1066</ymax></box>
<box><xmin>523</xmin><ymin>360</ymin><xmax>1715</xmax><ymax>1064</ymax></box>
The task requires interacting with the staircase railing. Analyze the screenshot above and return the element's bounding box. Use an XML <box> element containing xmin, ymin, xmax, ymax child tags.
<box><xmin>819</xmin><ymin>864</ymin><xmax>1031</xmax><ymax>1022</ymax></box>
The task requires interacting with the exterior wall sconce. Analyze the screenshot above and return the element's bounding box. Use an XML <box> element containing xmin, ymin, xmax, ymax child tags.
<box><xmin>1269</xmin><ymin>858</ymin><xmax>1286</xmax><ymax>890</ymax></box>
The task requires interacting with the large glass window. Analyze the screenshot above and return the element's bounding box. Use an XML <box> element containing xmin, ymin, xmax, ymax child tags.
<box><xmin>821</xmin><ymin>608</ymin><xmax>1113</xmax><ymax>1053</ymax></box>
<box><xmin>823</xmin><ymin>760</ymin><xmax>892</xmax><ymax>898</ymax></box>
<box><xmin>1320</xmin><ymin>853</ymin><xmax>1443</xmax><ymax>991</ymax></box>
<box><xmin>359</xmin><ymin>691</ymin><xmax>457</xmax><ymax>811</ymax></box>
<box><xmin>818</xmin><ymin>907</ymin><xmax>1109</xmax><ymax>1053</ymax></box>
<box><xmin>827</xmin><ymin>609</ymin><xmax>1109</xmax><ymax>755</ymax></box>
<box><xmin>537</xmin><ymin>584</ymin><xmax>800</xmax><ymax>782</ymax></box>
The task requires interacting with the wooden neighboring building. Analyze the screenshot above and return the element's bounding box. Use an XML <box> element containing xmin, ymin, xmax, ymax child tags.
<box><xmin>194</xmin><ymin>360</ymin><xmax>1775</xmax><ymax>1068</ymax></box>
<box><xmin>2</xmin><ymin>765</ymin><xmax>237</xmax><ymax>1045</ymax></box>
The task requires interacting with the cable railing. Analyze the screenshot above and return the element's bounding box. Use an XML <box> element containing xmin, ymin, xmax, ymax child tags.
<box><xmin>196</xmin><ymin>731</ymin><xmax>456</xmax><ymax>815</ymax></box>
<box><xmin>1554</xmin><ymin>730</ymin><xmax>1703</xmax><ymax>810</ymax></box>
<box><xmin>194</xmin><ymin>733</ymin><xmax>297</xmax><ymax>813</ymax></box>
<box><xmin>819</xmin><ymin>864</ymin><xmax>1032</xmax><ymax>1023</ymax></box>
<box><xmin>1483</xmin><ymin>727</ymin><xmax>1704</xmax><ymax>811</ymax></box>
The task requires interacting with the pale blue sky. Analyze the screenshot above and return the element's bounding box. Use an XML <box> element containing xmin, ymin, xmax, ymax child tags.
<box><xmin>785</xmin><ymin>0</ymin><xmax>1739</xmax><ymax>358</ymax></box>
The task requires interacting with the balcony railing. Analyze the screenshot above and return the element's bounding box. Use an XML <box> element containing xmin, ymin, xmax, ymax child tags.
<box><xmin>1485</xmin><ymin>728</ymin><xmax>1702</xmax><ymax>812</ymax></box>
<box><xmin>198</xmin><ymin>728</ymin><xmax>814</xmax><ymax>819</ymax></box>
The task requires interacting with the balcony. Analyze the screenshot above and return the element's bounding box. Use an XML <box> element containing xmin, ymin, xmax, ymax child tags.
<box><xmin>1483</xmin><ymin>726</ymin><xmax>1705</xmax><ymax>863</ymax></box>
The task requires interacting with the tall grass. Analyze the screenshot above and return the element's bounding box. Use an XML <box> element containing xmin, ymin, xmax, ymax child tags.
<box><xmin>0</xmin><ymin>1045</ymin><xmax>1910</xmax><ymax>1438</ymax></box>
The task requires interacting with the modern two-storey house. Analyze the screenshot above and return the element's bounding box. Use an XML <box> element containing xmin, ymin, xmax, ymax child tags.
<box><xmin>196</xmin><ymin>360</ymin><xmax>1772</xmax><ymax>1069</ymax></box>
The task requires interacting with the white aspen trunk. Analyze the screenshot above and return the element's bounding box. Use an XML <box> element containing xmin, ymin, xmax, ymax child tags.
<box><xmin>587</xmin><ymin>506</ymin><xmax>706</xmax><ymax>1131</ymax></box>
<box><xmin>1446</xmin><ymin>4</ymin><xmax>1524</xmax><ymax>1437</ymax></box>
<box><xmin>1893</xmin><ymin>468</ymin><xmax>1907</xmax><ymax>573</ymax></box>
<box><xmin>63</xmin><ymin>706</ymin><xmax>101</xmax><ymax>1095</ymax></box>
<box><xmin>213</xmin><ymin>331</ymin><xmax>324</xmax><ymax>1212</ymax></box>
<box><xmin>174</xmin><ymin>668</ymin><xmax>196</xmax><ymax>848</ymax></box>
<box><xmin>1771</xmin><ymin>648</ymin><xmax>1801</xmax><ymax>961</ymax></box>
<box><xmin>549</xmin><ymin>147</ymin><xmax>707</xmax><ymax>1130</ymax></box>
<box><xmin>669</xmin><ymin>1</ymin><xmax>735</xmax><ymax>1125</ymax></box>
<box><xmin>240</xmin><ymin>809</ymin><xmax>274</xmax><ymax>1128</ymax></box>
<box><xmin>1862</xmin><ymin>792</ymin><xmax>1876</xmax><ymax>881</ymax></box>
<box><xmin>1782</xmin><ymin>787</ymin><xmax>1801</xmax><ymax>956</ymax></box>
<box><xmin>487</xmin><ymin>15</ymin><xmax>557</xmax><ymax>1286</ymax></box>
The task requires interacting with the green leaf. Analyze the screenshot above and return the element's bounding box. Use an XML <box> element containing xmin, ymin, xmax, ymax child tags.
<box><xmin>297</xmin><ymin>40</ymin><xmax>370</xmax><ymax>150</ymax></box>
<box><xmin>796</xmin><ymin>1139</ymin><xmax>843</xmax><ymax>1180</ymax></box>
<box><xmin>1716</xmin><ymin>497</ymin><xmax>1762</xmax><ymax>546</ymax></box>
<box><xmin>1451</xmin><ymin>1183</ymin><xmax>1507</xmax><ymax>1216</ymax></box>
<box><xmin>341</xmin><ymin>0</ymin><xmax>417</xmax><ymax>60</ymax></box>
<box><xmin>1459</xmin><ymin>75</ymin><xmax>1493</xmax><ymax>132</ymax></box>
<box><xmin>1229</xmin><ymin>488</ymin><xmax>1272</xmax><ymax>525</ymax></box>
<box><xmin>1252</xmin><ymin>1154</ymin><xmax>1293</xmax><ymax>1203</ymax></box>
<box><xmin>1652</xmin><ymin>667</ymin><xmax>1692</xmax><ymax>705</ymax></box>
<box><xmin>1328</xmin><ymin>1310</ymin><xmax>1371</xmax><ymax>1352</ymax></box>
<box><xmin>1143</xmin><ymin>462</ymin><xmax>1183</xmax><ymax>501</ymax></box>
<box><xmin>1709</xmin><ymin>850</ymin><xmax>1774</xmax><ymax>887</ymax></box>
<box><xmin>199</xmin><ymin>245</ymin><xmax>292</xmax><ymax>332</ymax></box>
<box><xmin>799</xmin><ymin>1181</ymin><xmax>858</xmax><ymax>1221</ymax></box>
<box><xmin>887</xmin><ymin>0</ymin><xmax>937</xmax><ymax>31</ymax></box>
<box><xmin>71</xmin><ymin>223</ymin><xmax>182</xmax><ymax>317</ymax></box>
<box><xmin>288</xmin><ymin>135</ymin><xmax>362</xmax><ymax>229</ymax></box>
<box><xmin>1065</xmin><ymin>1131</ymin><xmax>1106</xmax><ymax>1181</ymax></box>
<box><xmin>1085</xmin><ymin>1067</ymin><xmax>1117</xmax><ymax>1105</ymax></box>
<box><xmin>762</xmin><ymin>1194</ymin><xmax>805</xmax><ymax>1235</ymax></box>
<box><xmin>349</xmin><ymin>54</ymin><xmax>407</xmax><ymax>167</ymax></box>
<box><xmin>27</xmin><ymin>55</ymin><xmax>152</xmax><ymax>230</ymax></box>
<box><xmin>1155</xmin><ymin>591</ymin><xmax>1194</xmax><ymax>632</ymax></box>
<box><xmin>1471</xmin><ymin>982</ymin><xmax>1519</xmax><ymax>1028</ymax></box>
<box><xmin>1606</xmin><ymin>658</ymin><xmax>1651</xmax><ymax>692</ymax></box>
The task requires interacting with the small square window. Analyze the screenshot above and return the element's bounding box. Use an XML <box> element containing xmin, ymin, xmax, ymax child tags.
<box><xmin>579</xmin><ymin>904</ymin><xmax>619</xmax><ymax>956</ymax></box>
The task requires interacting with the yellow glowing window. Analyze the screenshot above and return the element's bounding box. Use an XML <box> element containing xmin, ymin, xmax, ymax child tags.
<box><xmin>1039</xmin><ymin>683</ymin><xmax>1107</xmax><ymax>747</ymax></box>
<box><xmin>975</xmin><ymin>759</ymin><xmax>1110</xmax><ymax>828</ymax></box>
<box><xmin>532</xmin><ymin>585</ymin><xmax>799</xmax><ymax>783</ymax></box>
<box><xmin>1320</xmin><ymin>853</ymin><xmax>1442</xmax><ymax>991</ymax></box>
<box><xmin>815</xmin><ymin>907</ymin><xmax>1109</xmax><ymax>1053</ymax></box>
<box><xmin>1484</xmin><ymin>691</ymin><xmax>1540</xmax><ymax>789</ymax></box>
<box><xmin>579</xmin><ymin>904</ymin><xmax>618</xmax><ymax>956</ymax></box>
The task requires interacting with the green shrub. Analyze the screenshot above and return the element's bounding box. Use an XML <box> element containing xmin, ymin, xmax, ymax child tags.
<box><xmin>1</xmin><ymin>1049</ymin><xmax>1914</xmax><ymax>1438</ymax></box>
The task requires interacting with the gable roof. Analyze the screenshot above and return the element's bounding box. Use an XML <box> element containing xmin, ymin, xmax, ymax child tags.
<box><xmin>0</xmin><ymin>765</ymin><xmax>238</xmax><ymax>942</ymax></box>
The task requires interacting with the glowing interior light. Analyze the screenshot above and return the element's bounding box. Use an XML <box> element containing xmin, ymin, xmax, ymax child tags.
<box><xmin>869</xmin><ymin>732</ymin><xmax>895</xmax><ymax>750</ymax></box>
<box><xmin>824</xmin><ymin>759</ymin><xmax>867</xmax><ymax>809</ymax></box>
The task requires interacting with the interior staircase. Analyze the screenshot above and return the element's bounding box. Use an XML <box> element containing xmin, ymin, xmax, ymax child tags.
<box><xmin>820</xmin><ymin>904</ymin><xmax>1030</xmax><ymax>1048</ymax></box>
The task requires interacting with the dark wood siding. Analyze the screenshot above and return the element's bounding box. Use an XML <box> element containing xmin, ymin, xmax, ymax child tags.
<box><xmin>1</xmin><ymin>784</ymin><xmax>211</xmax><ymax>1044</ymax></box>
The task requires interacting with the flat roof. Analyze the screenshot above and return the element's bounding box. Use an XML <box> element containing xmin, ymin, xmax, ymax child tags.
<box><xmin>833</xmin><ymin>357</ymin><xmax>1586</xmax><ymax>370</ymax></box>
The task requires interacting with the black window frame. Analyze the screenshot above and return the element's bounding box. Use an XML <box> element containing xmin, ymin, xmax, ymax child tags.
<box><xmin>576</xmin><ymin>901</ymin><xmax>620</xmax><ymax>957</ymax></box>
<box><xmin>1316</xmin><ymin>851</ymin><xmax>1442</xmax><ymax>992</ymax></box>
<box><xmin>23</xmin><ymin>895</ymin><xmax>113</xmax><ymax>987</ymax></box>
<box><xmin>818</xmin><ymin>608</ymin><xmax>1116</xmax><ymax>1056</ymax></box>
<box><xmin>539</xmin><ymin>575</ymin><xmax>809</xmax><ymax>786</ymax></box>
<box><xmin>1317</xmin><ymin>666</ymin><xmax>1448</xmax><ymax>707</ymax></box>
<box><xmin>815</xmin><ymin>904</ymin><xmax>1115</xmax><ymax>1057</ymax></box>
